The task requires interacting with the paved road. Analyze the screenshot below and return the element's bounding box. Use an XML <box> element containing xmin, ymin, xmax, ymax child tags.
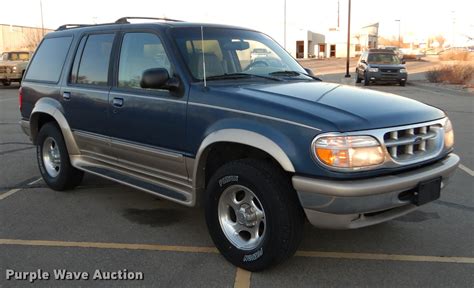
<box><xmin>0</xmin><ymin>81</ymin><xmax>473</xmax><ymax>287</ymax></box>
<box><xmin>299</xmin><ymin>56</ymin><xmax>440</xmax><ymax>78</ymax></box>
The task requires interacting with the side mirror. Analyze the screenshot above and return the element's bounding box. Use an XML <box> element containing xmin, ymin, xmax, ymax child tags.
<box><xmin>361</xmin><ymin>60</ymin><xmax>367</xmax><ymax>64</ymax></box>
<box><xmin>401</xmin><ymin>59</ymin><xmax>406</xmax><ymax>64</ymax></box>
<box><xmin>304</xmin><ymin>68</ymin><xmax>315</xmax><ymax>76</ymax></box>
<box><xmin>140</xmin><ymin>68</ymin><xmax>179</xmax><ymax>90</ymax></box>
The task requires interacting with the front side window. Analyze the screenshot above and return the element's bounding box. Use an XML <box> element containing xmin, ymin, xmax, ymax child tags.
<box><xmin>76</xmin><ymin>34</ymin><xmax>114</xmax><ymax>86</ymax></box>
<box><xmin>118</xmin><ymin>33</ymin><xmax>171</xmax><ymax>89</ymax></box>
<box><xmin>24</xmin><ymin>37</ymin><xmax>72</xmax><ymax>82</ymax></box>
<box><xmin>172</xmin><ymin>27</ymin><xmax>309</xmax><ymax>81</ymax></box>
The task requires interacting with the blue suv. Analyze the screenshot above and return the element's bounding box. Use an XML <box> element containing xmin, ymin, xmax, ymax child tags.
<box><xmin>19</xmin><ymin>17</ymin><xmax>459</xmax><ymax>271</ymax></box>
<box><xmin>356</xmin><ymin>49</ymin><xmax>408</xmax><ymax>86</ymax></box>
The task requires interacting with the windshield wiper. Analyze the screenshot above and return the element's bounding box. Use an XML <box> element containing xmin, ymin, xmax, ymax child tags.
<box><xmin>269</xmin><ymin>70</ymin><xmax>322</xmax><ymax>81</ymax></box>
<box><xmin>205</xmin><ymin>73</ymin><xmax>282</xmax><ymax>82</ymax></box>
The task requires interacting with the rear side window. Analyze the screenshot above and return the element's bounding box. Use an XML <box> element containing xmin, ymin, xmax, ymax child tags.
<box><xmin>24</xmin><ymin>36</ymin><xmax>72</xmax><ymax>83</ymax></box>
<box><xmin>75</xmin><ymin>34</ymin><xmax>114</xmax><ymax>86</ymax></box>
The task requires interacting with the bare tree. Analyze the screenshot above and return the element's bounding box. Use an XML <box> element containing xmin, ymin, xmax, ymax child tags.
<box><xmin>22</xmin><ymin>29</ymin><xmax>44</xmax><ymax>50</ymax></box>
<box><xmin>435</xmin><ymin>35</ymin><xmax>446</xmax><ymax>48</ymax></box>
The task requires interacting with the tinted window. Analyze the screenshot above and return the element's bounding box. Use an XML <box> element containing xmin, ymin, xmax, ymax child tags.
<box><xmin>70</xmin><ymin>36</ymin><xmax>87</xmax><ymax>83</ymax></box>
<box><xmin>118</xmin><ymin>33</ymin><xmax>171</xmax><ymax>89</ymax></box>
<box><xmin>76</xmin><ymin>34</ymin><xmax>114</xmax><ymax>86</ymax></box>
<box><xmin>24</xmin><ymin>37</ymin><xmax>72</xmax><ymax>82</ymax></box>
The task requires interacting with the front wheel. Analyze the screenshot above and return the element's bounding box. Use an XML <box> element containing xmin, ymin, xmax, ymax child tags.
<box><xmin>400</xmin><ymin>80</ymin><xmax>406</xmax><ymax>86</ymax></box>
<box><xmin>2</xmin><ymin>80</ymin><xmax>11</xmax><ymax>86</ymax></box>
<box><xmin>355</xmin><ymin>70</ymin><xmax>362</xmax><ymax>83</ymax></box>
<box><xmin>205</xmin><ymin>159</ymin><xmax>304</xmax><ymax>271</ymax></box>
<box><xmin>36</xmin><ymin>122</ymin><xmax>84</xmax><ymax>190</ymax></box>
<box><xmin>364</xmin><ymin>72</ymin><xmax>370</xmax><ymax>86</ymax></box>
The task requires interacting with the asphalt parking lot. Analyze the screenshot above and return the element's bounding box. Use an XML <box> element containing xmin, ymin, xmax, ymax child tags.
<box><xmin>1</xmin><ymin>74</ymin><xmax>473</xmax><ymax>287</ymax></box>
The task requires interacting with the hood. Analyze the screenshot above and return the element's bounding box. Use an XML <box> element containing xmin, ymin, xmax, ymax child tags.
<box><xmin>0</xmin><ymin>60</ymin><xmax>26</xmax><ymax>66</ymax></box>
<box><xmin>368</xmin><ymin>63</ymin><xmax>405</xmax><ymax>69</ymax></box>
<box><xmin>208</xmin><ymin>81</ymin><xmax>445</xmax><ymax>132</ymax></box>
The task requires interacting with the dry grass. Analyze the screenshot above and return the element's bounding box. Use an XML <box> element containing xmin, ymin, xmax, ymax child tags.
<box><xmin>439</xmin><ymin>51</ymin><xmax>473</xmax><ymax>61</ymax></box>
<box><xmin>426</xmin><ymin>64</ymin><xmax>474</xmax><ymax>85</ymax></box>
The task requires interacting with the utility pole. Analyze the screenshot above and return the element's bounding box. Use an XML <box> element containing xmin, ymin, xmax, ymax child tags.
<box><xmin>337</xmin><ymin>0</ymin><xmax>340</xmax><ymax>28</ymax></box>
<box><xmin>284</xmin><ymin>0</ymin><xmax>287</xmax><ymax>49</ymax></box>
<box><xmin>40</xmin><ymin>0</ymin><xmax>45</xmax><ymax>36</ymax></box>
<box><xmin>344</xmin><ymin>0</ymin><xmax>351</xmax><ymax>78</ymax></box>
<box><xmin>395</xmin><ymin>20</ymin><xmax>401</xmax><ymax>47</ymax></box>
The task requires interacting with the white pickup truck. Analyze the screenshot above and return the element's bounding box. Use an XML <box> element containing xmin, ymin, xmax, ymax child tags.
<box><xmin>0</xmin><ymin>51</ymin><xmax>31</xmax><ymax>86</ymax></box>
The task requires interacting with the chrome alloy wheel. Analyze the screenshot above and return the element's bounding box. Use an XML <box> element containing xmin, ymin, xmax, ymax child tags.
<box><xmin>42</xmin><ymin>137</ymin><xmax>61</xmax><ymax>177</ymax></box>
<box><xmin>218</xmin><ymin>185</ymin><xmax>266</xmax><ymax>250</ymax></box>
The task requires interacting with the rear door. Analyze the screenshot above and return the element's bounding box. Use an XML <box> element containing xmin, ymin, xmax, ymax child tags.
<box><xmin>62</xmin><ymin>32</ymin><xmax>117</xmax><ymax>160</ymax></box>
<box><xmin>107</xmin><ymin>30</ymin><xmax>188</xmax><ymax>180</ymax></box>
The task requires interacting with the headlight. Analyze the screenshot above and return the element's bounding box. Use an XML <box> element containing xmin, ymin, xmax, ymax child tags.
<box><xmin>400</xmin><ymin>68</ymin><xmax>407</xmax><ymax>73</ymax></box>
<box><xmin>368</xmin><ymin>67</ymin><xmax>379</xmax><ymax>72</ymax></box>
<box><xmin>12</xmin><ymin>66</ymin><xmax>17</xmax><ymax>71</ymax></box>
<box><xmin>312</xmin><ymin>135</ymin><xmax>385</xmax><ymax>170</ymax></box>
<box><xmin>444</xmin><ymin>118</ymin><xmax>454</xmax><ymax>149</ymax></box>
<box><xmin>6</xmin><ymin>67</ymin><xmax>11</xmax><ymax>73</ymax></box>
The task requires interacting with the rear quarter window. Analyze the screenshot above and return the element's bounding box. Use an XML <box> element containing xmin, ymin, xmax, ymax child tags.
<box><xmin>24</xmin><ymin>36</ymin><xmax>73</xmax><ymax>83</ymax></box>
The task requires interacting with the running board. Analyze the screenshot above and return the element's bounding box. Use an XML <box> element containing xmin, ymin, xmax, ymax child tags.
<box><xmin>76</xmin><ymin>164</ymin><xmax>190</xmax><ymax>204</ymax></box>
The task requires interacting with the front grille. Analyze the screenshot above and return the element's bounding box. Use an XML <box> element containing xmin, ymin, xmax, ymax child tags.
<box><xmin>380</xmin><ymin>68</ymin><xmax>399</xmax><ymax>73</ymax></box>
<box><xmin>383</xmin><ymin>123</ymin><xmax>443</xmax><ymax>163</ymax></box>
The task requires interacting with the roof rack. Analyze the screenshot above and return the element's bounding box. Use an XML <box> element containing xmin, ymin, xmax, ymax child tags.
<box><xmin>55</xmin><ymin>17</ymin><xmax>184</xmax><ymax>31</ymax></box>
<box><xmin>56</xmin><ymin>24</ymin><xmax>92</xmax><ymax>31</ymax></box>
<box><xmin>115</xmin><ymin>17</ymin><xmax>183</xmax><ymax>24</ymax></box>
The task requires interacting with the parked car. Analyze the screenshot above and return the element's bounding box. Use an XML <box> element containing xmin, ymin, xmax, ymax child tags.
<box><xmin>20</xmin><ymin>18</ymin><xmax>459</xmax><ymax>271</ymax></box>
<box><xmin>356</xmin><ymin>49</ymin><xmax>408</xmax><ymax>86</ymax></box>
<box><xmin>250</xmin><ymin>48</ymin><xmax>271</xmax><ymax>60</ymax></box>
<box><xmin>0</xmin><ymin>51</ymin><xmax>31</xmax><ymax>86</ymax></box>
<box><xmin>400</xmin><ymin>48</ymin><xmax>424</xmax><ymax>61</ymax></box>
<box><xmin>383</xmin><ymin>46</ymin><xmax>402</xmax><ymax>58</ymax></box>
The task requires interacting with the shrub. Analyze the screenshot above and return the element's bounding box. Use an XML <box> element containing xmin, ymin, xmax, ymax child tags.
<box><xmin>426</xmin><ymin>64</ymin><xmax>474</xmax><ymax>85</ymax></box>
<box><xmin>439</xmin><ymin>51</ymin><xmax>472</xmax><ymax>61</ymax></box>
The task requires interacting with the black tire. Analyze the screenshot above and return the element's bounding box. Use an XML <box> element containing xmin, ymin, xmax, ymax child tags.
<box><xmin>2</xmin><ymin>81</ymin><xmax>11</xmax><ymax>86</ymax></box>
<box><xmin>36</xmin><ymin>122</ymin><xmax>84</xmax><ymax>190</ymax></box>
<box><xmin>363</xmin><ymin>72</ymin><xmax>370</xmax><ymax>86</ymax></box>
<box><xmin>205</xmin><ymin>159</ymin><xmax>304</xmax><ymax>271</ymax></box>
<box><xmin>355</xmin><ymin>70</ymin><xmax>362</xmax><ymax>83</ymax></box>
<box><xmin>400</xmin><ymin>80</ymin><xmax>406</xmax><ymax>86</ymax></box>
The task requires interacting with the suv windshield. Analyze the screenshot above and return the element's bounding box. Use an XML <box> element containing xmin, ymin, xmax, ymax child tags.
<box><xmin>1</xmin><ymin>52</ymin><xmax>30</xmax><ymax>61</ymax></box>
<box><xmin>171</xmin><ymin>27</ymin><xmax>309</xmax><ymax>81</ymax></box>
<box><xmin>367</xmin><ymin>53</ymin><xmax>400</xmax><ymax>65</ymax></box>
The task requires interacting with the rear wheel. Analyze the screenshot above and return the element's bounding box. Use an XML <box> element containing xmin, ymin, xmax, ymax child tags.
<box><xmin>36</xmin><ymin>122</ymin><xmax>84</xmax><ymax>190</ymax></box>
<box><xmin>205</xmin><ymin>159</ymin><xmax>304</xmax><ymax>271</ymax></box>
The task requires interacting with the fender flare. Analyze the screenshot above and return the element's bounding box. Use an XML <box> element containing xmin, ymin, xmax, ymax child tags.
<box><xmin>29</xmin><ymin>97</ymin><xmax>80</xmax><ymax>155</ymax></box>
<box><xmin>192</xmin><ymin>129</ymin><xmax>295</xmax><ymax>191</ymax></box>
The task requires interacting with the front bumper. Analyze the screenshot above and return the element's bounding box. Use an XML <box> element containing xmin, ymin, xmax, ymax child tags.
<box><xmin>292</xmin><ymin>154</ymin><xmax>460</xmax><ymax>229</ymax></box>
<box><xmin>0</xmin><ymin>72</ymin><xmax>22</xmax><ymax>81</ymax></box>
<box><xmin>367</xmin><ymin>71</ymin><xmax>407</xmax><ymax>83</ymax></box>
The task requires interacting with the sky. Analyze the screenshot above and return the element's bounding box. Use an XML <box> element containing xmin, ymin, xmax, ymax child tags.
<box><xmin>1</xmin><ymin>0</ymin><xmax>473</xmax><ymax>46</ymax></box>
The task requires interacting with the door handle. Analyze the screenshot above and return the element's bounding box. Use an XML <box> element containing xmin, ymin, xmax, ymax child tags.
<box><xmin>112</xmin><ymin>97</ymin><xmax>124</xmax><ymax>107</ymax></box>
<box><xmin>63</xmin><ymin>91</ymin><xmax>71</xmax><ymax>100</ymax></box>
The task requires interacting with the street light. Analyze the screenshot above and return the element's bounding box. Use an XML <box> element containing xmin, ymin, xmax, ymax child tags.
<box><xmin>344</xmin><ymin>0</ymin><xmax>351</xmax><ymax>78</ymax></box>
<box><xmin>40</xmin><ymin>0</ymin><xmax>45</xmax><ymax>36</ymax></box>
<box><xmin>283</xmin><ymin>0</ymin><xmax>287</xmax><ymax>49</ymax></box>
<box><xmin>395</xmin><ymin>19</ymin><xmax>401</xmax><ymax>48</ymax></box>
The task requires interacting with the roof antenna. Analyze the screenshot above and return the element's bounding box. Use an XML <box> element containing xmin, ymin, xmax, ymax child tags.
<box><xmin>201</xmin><ymin>25</ymin><xmax>207</xmax><ymax>87</ymax></box>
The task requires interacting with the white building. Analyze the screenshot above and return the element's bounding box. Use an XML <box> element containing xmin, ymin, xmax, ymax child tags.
<box><xmin>286</xmin><ymin>23</ymin><xmax>379</xmax><ymax>59</ymax></box>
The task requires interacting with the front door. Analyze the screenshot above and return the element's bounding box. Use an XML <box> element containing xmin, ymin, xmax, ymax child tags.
<box><xmin>107</xmin><ymin>31</ymin><xmax>188</xmax><ymax>180</ymax></box>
